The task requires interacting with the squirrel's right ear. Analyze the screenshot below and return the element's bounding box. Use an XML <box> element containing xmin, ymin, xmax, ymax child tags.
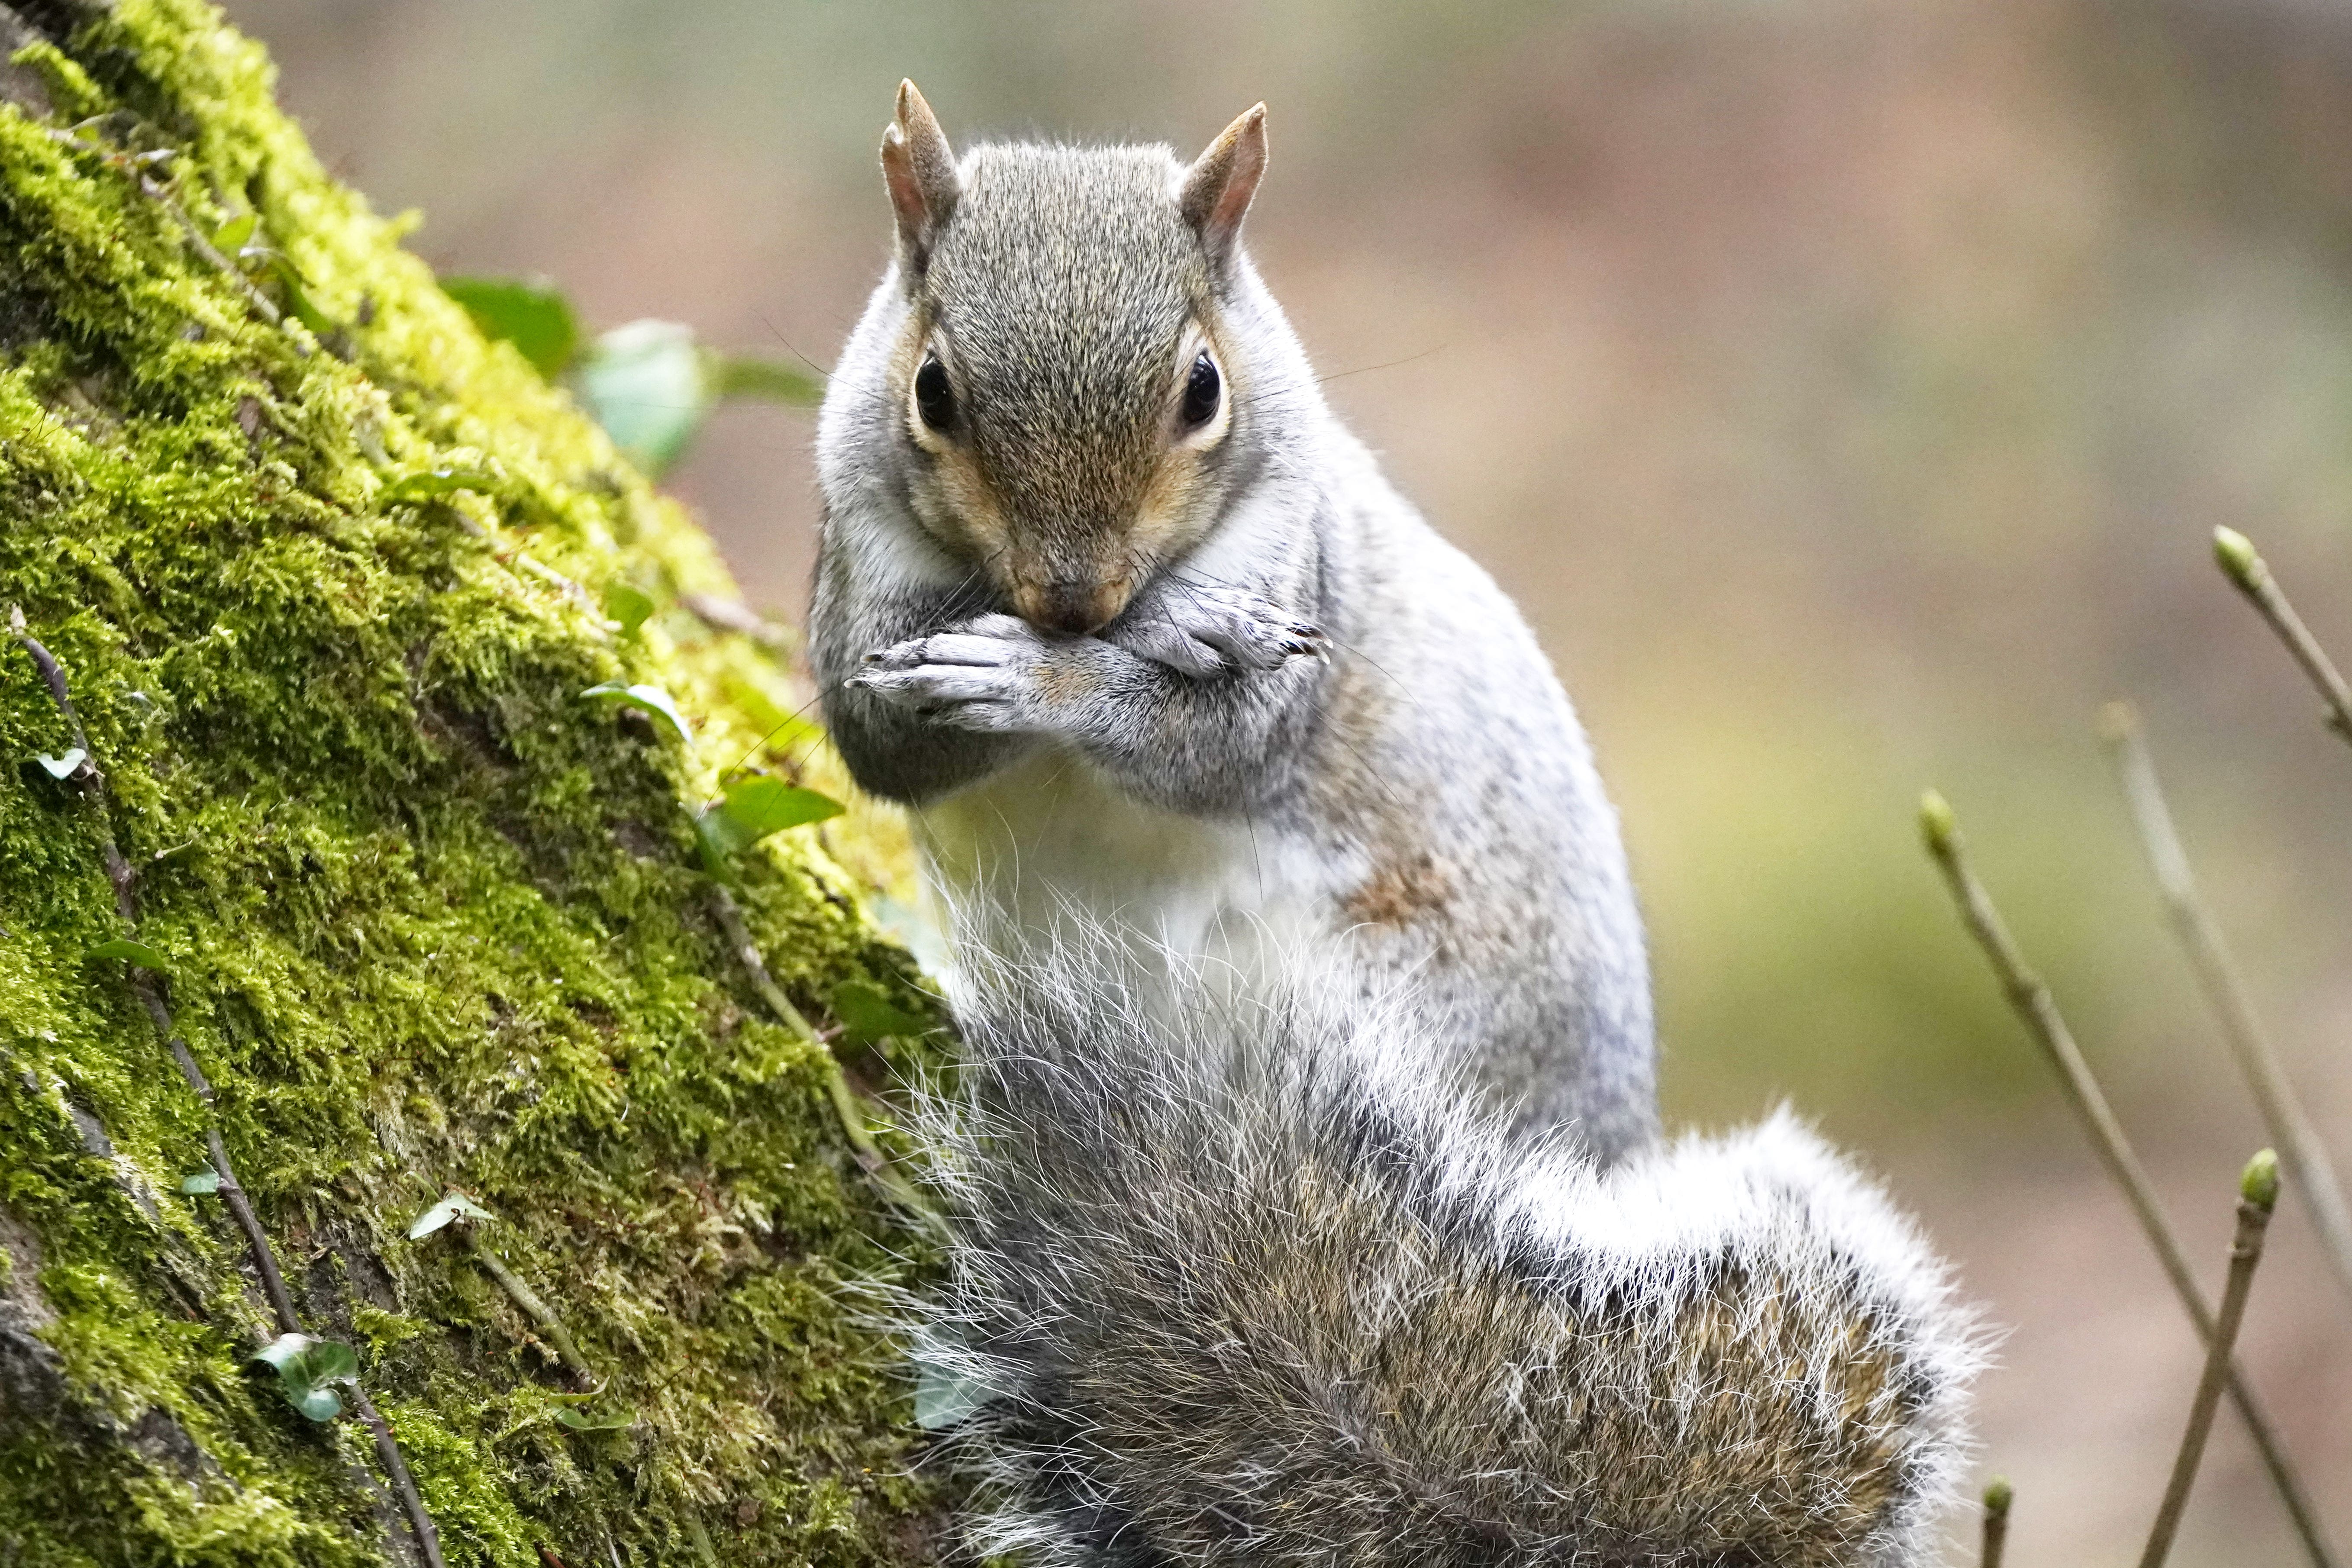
<box><xmin>1179</xmin><ymin>103</ymin><xmax>1268</xmax><ymax>273</ymax></box>
<box><xmin>881</xmin><ymin>80</ymin><xmax>959</xmax><ymax>273</ymax></box>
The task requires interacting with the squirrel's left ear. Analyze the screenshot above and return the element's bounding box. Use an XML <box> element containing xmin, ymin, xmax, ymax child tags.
<box><xmin>881</xmin><ymin>79</ymin><xmax>959</xmax><ymax>274</ymax></box>
<box><xmin>1179</xmin><ymin>103</ymin><xmax>1267</xmax><ymax>272</ymax></box>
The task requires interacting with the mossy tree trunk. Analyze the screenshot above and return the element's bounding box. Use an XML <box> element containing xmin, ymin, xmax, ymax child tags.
<box><xmin>0</xmin><ymin>3</ymin><xmax>945</xmax><ymax>1565</ymax></box>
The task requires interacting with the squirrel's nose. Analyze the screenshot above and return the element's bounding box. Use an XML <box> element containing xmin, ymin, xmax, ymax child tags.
<box><xmin>1018</xmin><ymin>579</ymin><xmax>1129</xmax><ymax>636</ymax></box>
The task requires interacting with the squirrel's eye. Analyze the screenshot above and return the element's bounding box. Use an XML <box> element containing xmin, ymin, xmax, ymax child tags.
<box><xmin>1180</xmin><ymin>351</ymin><xmax>1221</xmax><ymax>429</ymax></box>
<box><xmin>913</xmin><ymin>354</ymin><xmax>957</xmax><ymax>433</ymax></box>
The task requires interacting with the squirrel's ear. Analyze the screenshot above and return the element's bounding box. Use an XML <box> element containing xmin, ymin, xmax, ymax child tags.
<box><xmin>881</xmin><ymin>79</ymin><xmax>959</xmax><ymax>272</ymax></box>
<box><xmin>1179</xmin><ymin>103</ymin><xmax>1268</xmax><ymax>271</ymax></box>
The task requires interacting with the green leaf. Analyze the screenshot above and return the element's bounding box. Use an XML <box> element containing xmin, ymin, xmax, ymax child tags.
<box><xmin>35</xmin><ymin>747</ymin><xmax>85</xmax><ymax>779</ymax></box>
<box><xmin>382</xmin><ymin>466</ymin><xmax>500</xmax><ymax>504</ymax></box>
<box><xmin>603</xmin><ymin>583</ymin><xmax>656</xmax><ymax>636</ymax></box>
<box><xmin>830</xmin><ymin>980</ymin><xmax>931</xmax><ymax>1045</ymax></box>
<box><xmin>210</xmin><ymin>212</ymin><xmax>257</xmax><ymax>254</ymax></box>
<box><xmin>87</xmin><ymin>938</ymin><xmax>168</xmax><ymax>972</ymax></box>
<box><xmin>289</xmin><ymin>1385</ymin><xmax>341</xmax><ymax>1422</ymax></box>
<box><xmin>573</xmin><ymin>320</ymin><xmax>712</xmax><ymax>479</ymax></box>
<box><xmin>718</xmin><ymin>775</ymin><xmax>843</xmax><ymax>838</ymax></box>
<box><xmin>694</xmin><ymin>776</ymin><xmax>843</xmax><ymax>865</ymax></box>
<box><xmin>443</xmin><ymin>276</ymin><xmax>580</xmax><ymax>378</ymax></box>
<box><xmin>580</xmin><ymin>682</ymin><xmax>692</xmax><ymax>746</ymax></box>
<box><xmin>180</xmin><ymin>1170</ymin><xmax>220</xmax><ymax>1194</ymax></box>
<box><xmin>263</xmin><ymin>254</ymin><xmax>333</xmax><ymax>336</ymax></box>
<box><xmin>407</xmin><ymin>1193</ymin><xmax>497</xmax><ymax>1239</ymax></box>
<box><xmin>710</xmin><ymin>355</ymin><xmax>824</xmax><ymax>407</ymax></box>
<box><xmin>552</xmin><ymin>1404</ymin><xmax>634</xmax><ymax>1431</ymax></box>
<box><xmin>252</xmin><ymin>1334</ymin><xmax>359</xmax><ymax>1423</ymax></box>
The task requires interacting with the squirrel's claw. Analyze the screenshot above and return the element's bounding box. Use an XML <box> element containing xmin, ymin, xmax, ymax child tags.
<box><xmin>1278</xmin><ymin>621</ymin><xmax>1330</xmax><ymax>662</ymax></box>
<box><xmin>1116</xmin><ymin>584</ymin><xmax>1326</xmax><ymax>678</ymax></box>
<box><xmin>852</xmin><ymin>619</ymin><xmax>1049</xmax><ymax>735</ymax></box>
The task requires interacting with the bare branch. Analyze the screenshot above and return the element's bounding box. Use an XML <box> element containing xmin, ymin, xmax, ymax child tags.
<box><xmin>1920</xmin><ymin>791</ymin><xmax>2340</xmax><ymax>1568</ymax></box>
<box><xmin>2139</xmin><ymin>1152</ymin><xmax>2282</xmax><ymax>1568</ymax></box>
<box><xmin>349</xmin><ymin>1383</ymin><xmax>447</xmax><ymax>1568</ymax></box>
<box><xmin>2213</xmin><ymin>529</ymin><xmax>2352</xmax><ymax>746</ymax></box>
<box><xmin>2102</xmin><ymin>703</ymin><xmax>2352</xmax><ymax>1309</ymax></box>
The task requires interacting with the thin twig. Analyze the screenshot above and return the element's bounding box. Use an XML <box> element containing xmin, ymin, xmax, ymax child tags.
<box><xmin>464</xmin><ymin>1229</ymin><xmax>598</xmax><ymax>1389</ymax></box>
<box><xmin>1980</xmin><ymin>1477</ymin><xmax>2013</xmax><ymax>1568</ymax></box>
<box><xmin>706</xmin><ymin>886</ymin><xmax>817</xmax><ymax>1036</ymax></box>
<box><xmin>679</xmin><ymin>592</ymin><xmax>795</xmax><ymax>651</ymax></box>
<box><xmin>2102</xmin><ymin>703</ymin><xmax>2352</xmax><ymax>1309</ymax></box>
<box><xmin>10</xmin><ymin>606</ymin><xmax>92</xmax><ymax>758</ymax></box>
<box><xmin>119</xmin><ymin>969</ymin><xmax>304</xmax><ymax>1333</ymax></box>
<box><xmin>207</xmin><ymin>1124</ymin><xmax>300</xmax><ymax>1333</ymax></box>
<box><xmin>2140</xmin><ymin>1151</ymin><xmax>2283</xmax><ymax>1568</ymax></box>
<box><xmin>707</xmin><ymin>885</ymin><xmax>939</xmax><ymax>1229</ymax></box>
<box><xmin>1920</xmin><ymin>792</ymin><xmax>2340</xmax><ymax>1568</ymax></box>
<box><xmin>11</xmin><ymin>612</ymin><xmax>440</xmax><ymax>1565</ymax></box>
<box><xmin>2213</xmin><ymin>529</ymin><xmax>2352</xmax><ymax>746</ymax></box>
<box><xmin>349</xmin><ymin>1382</ymin><xmax>448</xmax><ymax>1568</ymax></box>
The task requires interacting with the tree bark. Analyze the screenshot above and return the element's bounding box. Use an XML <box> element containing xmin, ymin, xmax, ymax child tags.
<box><xmin>0</xmin><ymin>3</ymin><xmax>942</xmax><ymax>1564</ymax></box>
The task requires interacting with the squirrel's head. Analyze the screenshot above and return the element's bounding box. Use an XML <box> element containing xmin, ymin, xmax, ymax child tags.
<box><xmin>865</xmin><ymin>82</ymin><xmax>1272</xmax><ymax>636</ymax></box>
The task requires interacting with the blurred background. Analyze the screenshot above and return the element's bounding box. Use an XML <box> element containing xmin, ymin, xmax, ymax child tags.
<box><xmin>221</xmin><ymin>1</ymin><xmax>2352</xmax><ymax>1560</ymax></box>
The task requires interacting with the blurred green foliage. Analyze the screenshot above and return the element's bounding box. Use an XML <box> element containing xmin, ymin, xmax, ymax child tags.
<box><xmin>448</xmin><ymin>278</ymin><xmax>823</xmax><ymax>477</ymax></box>
<box><xmin>442</xmin><ymin>276</ymin><xmax>579</xmax><ymax>375</ymax></box>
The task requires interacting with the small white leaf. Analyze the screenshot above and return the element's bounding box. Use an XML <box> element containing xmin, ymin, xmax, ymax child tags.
<box><xmin>408</xmin><ymin>1193</ymin><xmax>498</xmax><ymax>1239</ymax></box>
<box><xmin>913</xmin><ymin>1355</ymin><xmax>990</xmax><ymax>1431</ymax></box>
<box><xmin>574</xmin><ymin>320</ymin><xmax>713</xmax><ymax>478</ymax></box>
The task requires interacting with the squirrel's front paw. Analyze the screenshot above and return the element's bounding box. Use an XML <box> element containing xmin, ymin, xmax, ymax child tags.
<box><xmin>1114</xmin><ymin>584</ymin><xmax>1326</xmax><ymax>678</ymax></box>
<box><xmin>851</xmin><ymin>614</ymin><xmax>1053</xmax><ymax>733</ymax></box>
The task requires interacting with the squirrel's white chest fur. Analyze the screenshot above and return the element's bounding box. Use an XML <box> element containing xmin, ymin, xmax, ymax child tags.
<box><xmin>913</xmin><ymin>746</ymin><xmax>1324</xmax><ymax>981</ymax></box>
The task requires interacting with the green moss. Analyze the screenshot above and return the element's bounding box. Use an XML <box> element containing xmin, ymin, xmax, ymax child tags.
<box><xmin>0</xmin><ymin>2</ymin><xmax>946</xmax><ymax>1563</ymax></box>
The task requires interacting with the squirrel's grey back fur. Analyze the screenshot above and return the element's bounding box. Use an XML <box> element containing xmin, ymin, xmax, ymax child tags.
<box><xmin>815</xmin><ymin>102</ymin><xmax>1658</xmax><ymax>1160</ymax></box>
<box><xmin>920</xmin><ymin>942</ymin><xmax>1982</xmax><ymax>1568</ymax></box>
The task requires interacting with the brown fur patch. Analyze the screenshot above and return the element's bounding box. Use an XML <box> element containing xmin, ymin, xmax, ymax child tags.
<box><xmin>890</xmin><ymin>314</ymin><xmax>1017</xmax><ymax>569</ymax></box>
<box><xmin>1342</xmin><ymin>851</ymin><xmax>1453</xmax><ymax>928</ymax></box>
<box><xmin>1034</xmin><ymin>659</ymin><xmax>1094</xmax><ymax>707</ymax></box>
<box><xmin>1128</xmin><ymin>455</ymin><xmax>1213</xmax><ymax>569</ymax></box>
<box><xmin>926</xmin><ymin>446</ymin><xmax>1014</xmax><ymax>562</ymax></box>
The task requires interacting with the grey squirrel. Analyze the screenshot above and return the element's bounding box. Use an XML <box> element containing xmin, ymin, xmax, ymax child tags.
<box><xmin>813</xmin><ymin>83</ymin><xmax>1654</xmax><ymax>1160</ymax></box>
<box><xmin>812</xmin><ymin>87</ymin><xmax>1980</xmax><ymax>1565</ymax></box>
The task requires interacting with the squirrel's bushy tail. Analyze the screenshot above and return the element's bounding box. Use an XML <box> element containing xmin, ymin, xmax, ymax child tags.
<box><xmin>918</xmin><ymin>941</ymin><xmax>1982</xmax><ymax>1568</ymax></box>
